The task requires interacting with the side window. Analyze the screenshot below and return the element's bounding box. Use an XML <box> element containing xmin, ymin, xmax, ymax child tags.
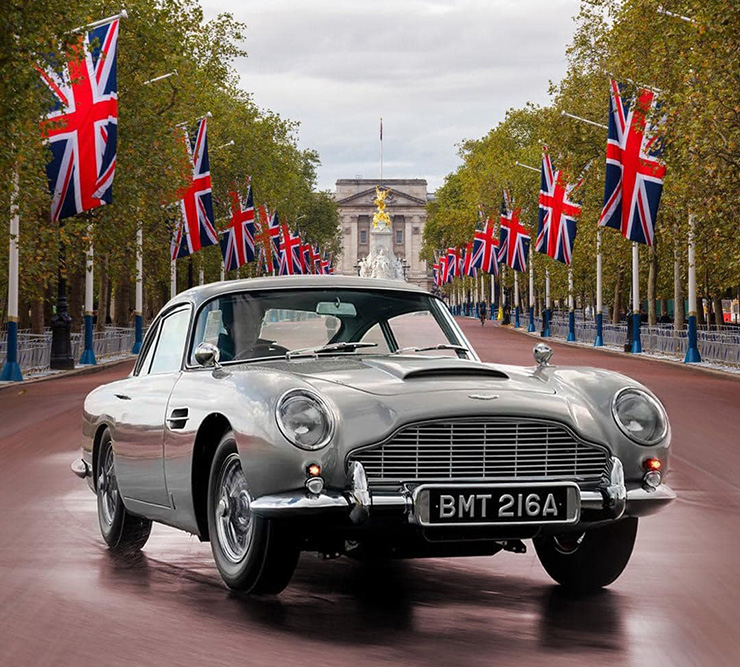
<box><xmin>136</xmin><ymin>322</ymin><xmax>159</xmax><ymax>376</ymax></box>
<box><xmin>148</xmin><ymin>309</ymin><xmax>190</xmax><ymax>375</ymax></box>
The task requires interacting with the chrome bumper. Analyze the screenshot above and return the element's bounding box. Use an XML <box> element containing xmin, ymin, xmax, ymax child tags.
<box><xmin>249</xmin><ymin>458</ymin><xmax>676</xmax><ymax>522</ymax></box>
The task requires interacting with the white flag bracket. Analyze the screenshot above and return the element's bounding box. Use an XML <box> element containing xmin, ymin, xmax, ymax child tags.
<box><xmin>72</xmin><ymin>9</ymin><xmax>128</xmax><ymax>33</ymax></box>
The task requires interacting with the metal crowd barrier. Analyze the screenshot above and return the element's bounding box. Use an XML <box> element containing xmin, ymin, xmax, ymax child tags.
<box><xmin>1</xmin><ymin>326</ymin><xmax>137</xmax><ymax>375</ymax></box>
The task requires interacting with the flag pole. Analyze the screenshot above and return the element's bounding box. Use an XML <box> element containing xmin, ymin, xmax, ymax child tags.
<box><xmin>132</xmin><ymin>224</ymin><xmax>143</xmax><ymax>353</ymax></box>
<box><xmin>79</xmin><ymin>225</ymin><xmax>97</xmax><ymax>364</ymax></box>
<box><xmin>567</xmin><ymin>266</ymin><xmax>576</xmax><ymax>341</ymax></box>
<box><xmin>528</xmin><ymin>245</ymin><xmax>535</xmax><ymax>332</ymax></box>
<box><xmin>514</xmin><ymin>272</ymin><xmax>520</xmax><ymax>328</ymax></box>
<box><xmin>170</xmin><ymin>259</ymin><xmax>177</xmax><ymax>300</ymax></box>
<box><xmin>595</xmin><ymin>228</ymin><xmax>604</xmax><ymax>346</ymax></box>
<box><xmin>631</xmin><ymin>242</ymin><xmax>642</xmax><ymax>353</ymax></box>
<box><xmin>71</xmin><ymin>9</ymin><xmax>128</xmax><ymax>33</ymax></box>
<box><xmin>379</xmin><ymin>117</ymin><xmax>383</xmax><ymax>183</ymax></box>
<box><xmin>498</xmin><ymin>267</ymin><xmax>504</xmax><ymax>321</ymax></box>
<box><xmin>560</xmin><ymin>110</ymin><xmax>608</xmax><ymax>131</ymax></box>
<box><xmin>0</xmin><ymin>168</ymin><xmax>22</xmax><ymax>381</ymax></box>
<box><xmin>544</xmin><ymin>267</ymin><xmax>551</xmax><ymax>337</ymax></box>
<box><xmin>684</xmin><ymin>214</ymin><xmax>701</xmax><ymax>362</ymax></box>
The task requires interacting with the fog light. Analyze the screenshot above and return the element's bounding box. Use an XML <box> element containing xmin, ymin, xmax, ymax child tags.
<box><xmin>307</xmin><ymin>463</ymin><xmax>322</xmax><ymax>477</ymax></box>
<box><xmin>643</xmin><ymin>470</ymin><xmax>662</xmax><ymax>490</ymax></box>
<box><xmin>306</xmin><ymin>477</ymin><xmax>324</xmax><ymax>495</ymax></box>
<box><xmin>643</xmin><ymin>457</ymin><xmax>662</xmax><ymax>472</ymax></box>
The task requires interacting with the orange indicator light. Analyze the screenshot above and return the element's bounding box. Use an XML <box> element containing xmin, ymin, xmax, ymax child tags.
<box><xmin>644</xmin><ymin>458</ymin><xmax>662</xmax><ymax>471</ymax></box>
<box><xmin>307</xmin><ymin>464</ymin><xmax>322</xmax><ymax>477</ymax></box>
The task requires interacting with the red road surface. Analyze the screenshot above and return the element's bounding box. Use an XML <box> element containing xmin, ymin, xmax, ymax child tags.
<box><xmin>0</xmin><ymin>319</ymin><xmax>738</xmax><ymax>666</ymax></box>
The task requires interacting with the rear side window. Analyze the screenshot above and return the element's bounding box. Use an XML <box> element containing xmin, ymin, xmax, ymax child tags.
<box><xmin>148</xmin><ymin>309</ymin><xmax>190</xmax><ymax>375</ymax></box>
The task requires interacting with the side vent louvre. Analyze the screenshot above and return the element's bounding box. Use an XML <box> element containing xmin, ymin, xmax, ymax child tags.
<box><xmin>167</xmin><ymin>407</ymin><xmax>189</xmax><ymax>430</ymax></box>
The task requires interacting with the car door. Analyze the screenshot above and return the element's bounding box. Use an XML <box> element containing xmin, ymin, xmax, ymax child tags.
<box><xmin>113</xmin><ymin>306</ymin><xmax>191</xmax><ymax>508</ymax></box>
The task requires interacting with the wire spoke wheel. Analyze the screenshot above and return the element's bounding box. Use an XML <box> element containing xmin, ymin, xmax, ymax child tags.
<box><xmin>98</xmin><ymin>444</ymin><xmax>119</xmax><ymax>528</ymax></box>
<box><xmin>214</xmin><ymin>453</ymin><xmax>255</xmax><ymax>564</ymax></box>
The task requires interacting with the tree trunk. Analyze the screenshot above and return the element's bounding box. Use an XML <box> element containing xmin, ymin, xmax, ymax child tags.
<box><xmin>96</xmin><ymin>255</ymin><xmax>109</xmax><ymax>332</ymax></box>
<box><xmin>114</xmin><ymin>279</ymin><xmax>132</xmax><ymax>327</ymax></box>
<box><xmin>68</xmin><ymin>266</ymin><xmax>84</xmax><ymax>333</ymax></box>
<box><xmin>713</xmin><ymin>297</ymin><xmax>724</xmax><ymax>329</ymax></box>
<box><xmin>30</xmin><ymin>300</ymin><xmax>45</xmax><ymax>334</ymax></box>
<box><xmin>612</xmin><ymin>267</ymin><xmax>624</xmax><ymax>323</ymax></box>
<box><xmin>673</xmin><ymin>247</ymin><xmax>684</xmax><ymax>330</ymax></box>
<box><xmin>647</xmin><ymin>244</ymin><xmax>657</xmax><ymax>325</ymax></box>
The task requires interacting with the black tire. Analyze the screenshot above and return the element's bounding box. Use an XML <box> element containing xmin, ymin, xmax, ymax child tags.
<box><xmin>207</xmin><ymin>432</ymin><xmax>299</xmax><ymax>594</ymax></box>
<box><xmin>96</xmin><ymin>430</ymin><xmax>152</xmax><ymax>555</ymax></box>
<box><xmin>534</xmin><ymin>517</ymin><xmax>638</xmax><ymax>594</ymax></box>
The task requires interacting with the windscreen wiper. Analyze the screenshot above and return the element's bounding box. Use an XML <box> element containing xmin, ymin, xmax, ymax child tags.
<box><xmin>391</xmin><ymin>343</ymin><xmax>469</xmax><ymax>355</ymax></box>
<box><xmin>286</xmin><ymin>341</ymin><xmax>378</xmax><ymax>360</ymax></box>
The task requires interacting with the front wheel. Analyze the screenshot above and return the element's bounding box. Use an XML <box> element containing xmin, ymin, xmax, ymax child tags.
<box><xmin>534</xmin><ymin>517</ymin><xmax>638</xmax><ymax>593</ymax></box>
<box><xmin>207</xmin><ymin>433</ymin><xmax>299</xmax><ymax>594</ymax></box>
<box><xmin>97</xmin><ymin>430</ymin><xmax>152</xmax><ymax>554</ymax></box>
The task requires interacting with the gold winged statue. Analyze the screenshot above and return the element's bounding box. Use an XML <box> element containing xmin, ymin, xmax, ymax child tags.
<box><xmin>372</xmin><ymin>187</ymin><xmax>391</xmax><ymax>229</ymax></box>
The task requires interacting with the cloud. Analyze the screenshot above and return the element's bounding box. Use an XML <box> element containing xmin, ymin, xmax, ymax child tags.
<box><xmin>200</xmin><ymin>0</ymin><xmax>580</xmax><ymax>191</ymax></box>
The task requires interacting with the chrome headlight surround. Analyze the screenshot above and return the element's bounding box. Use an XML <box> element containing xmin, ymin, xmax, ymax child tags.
<box><xmin>275</xmin><ymin>389</ymin><xmax>335</xmax><ymax>451</ymax></box>
<box><xmin>612</xmin><ymin>387</ymin><xmax>668</xmax><ymax>446</ymax></box>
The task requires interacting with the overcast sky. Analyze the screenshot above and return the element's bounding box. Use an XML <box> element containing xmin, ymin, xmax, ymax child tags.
<box><xmin>200</xmin><ymin>0</ymin><xmax>581</xmax><ymax>192</ymax></box>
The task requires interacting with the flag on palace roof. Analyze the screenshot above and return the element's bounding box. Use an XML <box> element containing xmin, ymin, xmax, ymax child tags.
<box><xmin>220</xmin><ymin>180</ymin><xmax>256</xmax><ymax>272</ymax></box>
<box><xmin>471</xmin><ymin>216</ymin><xmax>499</xmax><ymax>276</ymax></box>
<box><xmin>536</xmin><ymin>146</ymin><xmax>580</xmax><ymax>265</ymax></box>
<box><xmin>38</xmin><ymin>18</ymin><xmax>120</xmax><ymax>222</ymax></box>
<box><xmin>497</xmin><ymin>195</ymin><xmax>530</xmax><ymax>273</ymax></box>
<box><xmin>171</xmin><ymin>117</ymin><xmax>218</xmax><ymax>259</ymax></box>
<box><xmin>599</xmin><ymin>79</ymin><xmax>666</xmax><ymax>246</ymax></box>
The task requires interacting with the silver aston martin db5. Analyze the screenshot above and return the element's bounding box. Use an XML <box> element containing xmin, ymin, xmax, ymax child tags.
<box><xmin>72</xmin><ymin>276</ymin><xmax>675</xmax><ymax>594</ymax></box>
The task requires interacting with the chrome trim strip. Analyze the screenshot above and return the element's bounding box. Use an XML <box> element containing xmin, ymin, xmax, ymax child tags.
<box><xmin>250</xmin><ymin>491</ymin><xmax>349</xmax><ymax>517</ymax></box>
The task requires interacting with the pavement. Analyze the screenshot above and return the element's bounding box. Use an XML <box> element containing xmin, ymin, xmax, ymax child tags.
<box><xmin>0</xmin><ymin>319</ymin><xmax>739</xmax><ymax>666</ymax></box>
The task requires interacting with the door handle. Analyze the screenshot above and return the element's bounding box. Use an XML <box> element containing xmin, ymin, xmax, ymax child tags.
<box><xmin>167</xmin><ymin>407</ymin><xmax>189</xmax><ymax>429</ymax></box>
<box><xmin>114</xmin><ymin>393</ymin><xmax>131</xmax><ymax>401</ymax></box>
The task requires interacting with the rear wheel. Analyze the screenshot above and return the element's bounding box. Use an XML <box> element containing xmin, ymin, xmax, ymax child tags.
<box><xmin>534</xmin><ymin>517</ymin><xmax>638</xmax><ymax>593</ymax></box>
<box><xmin>97</xmin><ymin>430</ymin><xmax>152</xmax><ymax>554</ymax></box>
<box><xmin>207</xmin><ymin>432</ymin><xmax>299</xmax><ymax>594</ymax></box>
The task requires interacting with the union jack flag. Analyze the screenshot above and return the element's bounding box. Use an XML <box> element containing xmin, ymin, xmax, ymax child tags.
<box><xmin>171</xmin><ymin>117</ymin><xmax>217</xmax><ymax>259</ymax></box>
<box><xmin>38</xmin><ymin>19</ymin><xmax>120</xmax><ymax>222</ymax></box>
<box><xmin>278</xmin><ymin>224</ymin><xmax>303</xmax><ymax>275</ymax></box>
<box><xmin>537</xmin><ymin>146</ymin><xmax>580</xmax><ymax>265</ymax></box>
<box><xmin>599</xmin><ymin>79</ymin><xmax>666</xmax><ymax>246</ymax></box>
<box><xmin>220</xmin><ymin>181</ymin><xmax>256</xmax><ymax>272</ymax></box>
<box><xmin>497</xmin><ymin>197</ymin><xmax>530</xmax><ymax>273</ymax></box>
<box><xmin>462</xmin><ymin>242</ymin><xmax>477</xmax><ymax>278</ymax></box>
<box><xmin>432</xmin><ymin>262</ymin><xmax>440</xmax><ymax>286</ymax></box>
<box><xmin>254</xmin><ymin>205</ymin><xmax>279</xmax><ymax>273</ymax></box>
<box><xmin>311</xmin><ymin>245</ymin><xmax>323</xmax><ymax>273</ymax></box>
<box><xmin>471</xmin><ymin>217</ymin><xmax>499</xmax><ymax>276</ymax></box>
<box><xmin>443</xmin><ymin>247</ymin><xmax>460</xmax><ymax>283</ymax></box>
<box><xmin>301</xmin><ymin>242</ymin><xmax>314</xmax><ymax>274</ymax></box>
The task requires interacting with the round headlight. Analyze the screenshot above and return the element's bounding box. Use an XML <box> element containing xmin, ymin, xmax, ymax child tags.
<box><xmin>276</xmin><ymin>390</ymin><xmax>334</xmax><ymax>450</ymax></box>
<box><xmin>612</xmin><ymin>387</ymin><xmax>668</xmax><ymax>446</ymax></box>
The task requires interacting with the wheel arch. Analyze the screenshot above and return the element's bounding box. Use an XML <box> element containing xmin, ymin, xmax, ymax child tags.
<box><xmin>191</xmin><ymin>412</ymin><xmax>232</xmax><ymax>541</ymax></box>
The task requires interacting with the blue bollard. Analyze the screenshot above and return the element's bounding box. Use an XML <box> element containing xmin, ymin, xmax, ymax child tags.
<box><xmin>594</xmin><ymin>312</ymin><xmax>604</xmax><ymax>347</ymax></box>
<box><xmin>631</xmin><ymin>313</ymin><xmax>642</xmax><ymax>353</ymax></box>
<box><xmin>567</xmin><ymin>310</ymin><xmax>576</xmax><ymax>341</ymax></box>
<box><xmin>684</xmin><ymin>314</ymin><xmax>701</xmax><ymax>363</ymax></box>
<box><xmin>131</xmin><ymin>314</ymin><xmax>143</xmax><ymax>354</ymax></box>
<box><xmin>0</xmin><ymin>320</ymin><xmax>23</xmax><ymax>382</ymax></box>
<box><xmin>514</xmin><ymin>306</ymin><xmax>520</xmax><ymax>328</ymax></box>
<box><xmin>79</xmin><ymin>314</ymin><xmax>97</xmax><ymax>365</ymax></box>
<box><xmin>528</xmin><ymin>306</ymin><xmax>535</xmax><ymax>332</ymax></box>
<box><xmin>543</xmin><ymin>308</ymin><xmax>551</xmax><ymax>337</ymax></box>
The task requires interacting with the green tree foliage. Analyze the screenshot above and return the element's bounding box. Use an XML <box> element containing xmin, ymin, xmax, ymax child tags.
<box><xmin>424</xmin><ymin>0</ymin><xmax>739</xmax><ymax>320</ymax></box>
<box><xmin>0</xmin><ymin>0</ymin><xmax>338</xmax><ymax>329</ymax></box>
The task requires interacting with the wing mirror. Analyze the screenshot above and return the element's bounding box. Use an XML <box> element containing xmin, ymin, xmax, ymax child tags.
<box><xmin>533</xmin><ymin>343</ymin><xmax>553</xmax><ymax>367</ymax></box>
<box><xmin>194</xmin><ymin>342</ymin><xmax>221</xmax><ymax>368</ymax></box>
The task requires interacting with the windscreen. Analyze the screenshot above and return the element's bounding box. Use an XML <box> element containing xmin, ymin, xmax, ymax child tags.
<box><xmin>189</xmin><ymin>288</ymin><xmax>467</xmax><ymax>364</ymax></box>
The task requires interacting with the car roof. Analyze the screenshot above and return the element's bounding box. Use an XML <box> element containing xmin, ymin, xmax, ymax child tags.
<box><xmin>167</xmin><ymin>275</ymin><xmax>431</xmax><ymax>310</ymax></box>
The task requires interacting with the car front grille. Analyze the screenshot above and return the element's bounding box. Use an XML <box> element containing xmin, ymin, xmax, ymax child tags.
<box><xmin>348</xmin><ymin>419</ymin><xmax>609</xmax><ymax>485</ymax></box>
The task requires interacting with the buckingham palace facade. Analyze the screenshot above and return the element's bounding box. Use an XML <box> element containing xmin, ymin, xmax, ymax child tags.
<box><xmin>334</xmin><ymin>178</ymin><xmax>431</xmax><ymax>289</ymax></box>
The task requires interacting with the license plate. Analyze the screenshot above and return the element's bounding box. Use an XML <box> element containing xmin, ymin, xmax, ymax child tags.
<box><xmin>414</xmin><ymin>483</ymin><xmax>580</xmax><ymax>527</ymax></box>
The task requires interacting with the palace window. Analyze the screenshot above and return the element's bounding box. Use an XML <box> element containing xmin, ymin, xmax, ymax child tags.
<box><xmin>395</xmin><ymin>229</ymin><xmax>403</xmax><ymax>245</ymax></box>
<box><xmin>360</xmin><ymin>229</ymin><xmax>368</xmax><ymax>244</ymax></box>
